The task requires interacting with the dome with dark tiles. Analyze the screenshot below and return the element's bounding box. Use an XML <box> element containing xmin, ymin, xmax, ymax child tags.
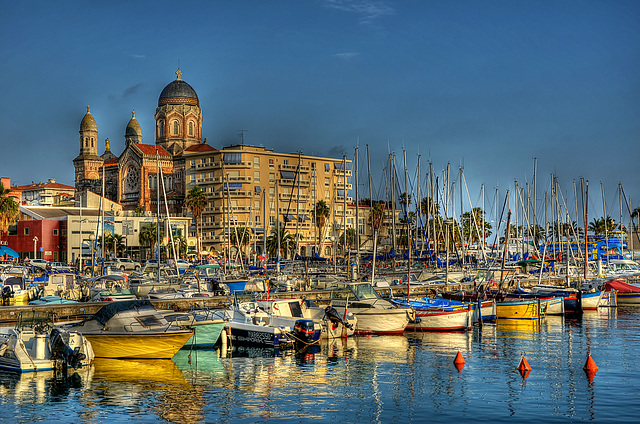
<box><xmin>158</xmin><ymin>69</ymin><xmax>199</xmax><ymax>106</ymax></box>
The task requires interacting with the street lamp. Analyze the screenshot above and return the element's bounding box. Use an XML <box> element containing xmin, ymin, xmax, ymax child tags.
<box><xmin>33</xmin><ymin>236</ymin><xmax>38</xmax><ymax>259</ymax></box>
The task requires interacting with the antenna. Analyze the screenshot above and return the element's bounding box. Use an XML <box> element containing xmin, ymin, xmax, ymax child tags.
<box><xmin>238</xmin><ymin>129</ymin><xmax>248</xmax><ymax>145</ymax></box>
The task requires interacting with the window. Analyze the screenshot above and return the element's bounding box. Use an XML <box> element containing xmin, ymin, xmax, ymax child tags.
<box><xmin>269</xmin><ymin>187</ymin><xmax>275</xmax><ymax>197</ymax></box>
<box><xmin>189</xmin><ymin>122</ymin><xmax>194</xmax><ymax>136</ymax></box>
<box><xmin>325</xmin><ymin>163</ymin><xmax>330</xmax><ymax>172</ymax></box>
<box><xmin>84</xmin><ymin>137</ymin><xmax>88</xmax><ymax>148</ymax></box>
<box><xmin>269</xmin><ymin>201</ymin><xmax>275</xmax><ymax>211</ymax></box>
<box><xmin>24</xmin><ymin>227</ymin><xmax>29</xmax><ymax>235</ymax></box>
<box><xmin>201</xmin><ymin>158</ymin><xmax>206</xmax><ymax>165</ymax></box>
<box><xmin>254</xmin><ymin>200</ymin><xmax>261</xmax><ymax>211</ymax></box>
<box><xmin>325</xmin><ymin>177</ymin><xmax>330</xmax><ymax>187</ymax></box>
<box><xmin>254</xmin><ymin>157</ymin><xmax>260</xmax><ymax>168</ymax></box>
<box><xmin>190</xmin><ymin>160</ymin><xmax>195</xmax><ymax>169</ymax></box>
<box><xmin>269</xmin><ymin>158</ymin><xmax>274</xmax><ymax>167</ymax></box>
<box><xmin>358</xmin><ymin>218</ymin><xmax>364</xmax><ymax>235</ymax></box>
<box><xmin>254</xmin><ymin>171</ymin><xmax>260</xmax><ymax>182</ymax></box>
<box><xmin>223</xmin><ymin>153</ymin><xmax>242</xmax><ymax>164</ymax></box>
<box><xmin>173</xmin><ymin>120</ymin><xmax>179</xmax><ymax>135</ymax></box>
<box><xmin>269</xmin><ymin>173</ymin><xmax>275</xmax><ymax>183</ymax></box>
<box><xmin>53</xmin><ymin>229</ymin><xmax>58</xmax><ymax>236</ymax></box>
<box><xmin>159</xmin><ymin>121</ymin><xmax>165</xmax><ymax>136</ymax></box>
<box><xmin>284</xmin><ymin>159</ymin><xmax>289</xmax><ymax>165</ymax></box>
<box><xmin>311</xmin><ymin>162</ymin><xmax>316</xmax><ymax>170</ymax></box>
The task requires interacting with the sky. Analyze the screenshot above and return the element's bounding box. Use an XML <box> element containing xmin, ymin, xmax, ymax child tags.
<box><xmin>1</xmin><ymin>0</ymin><xmax>639</xmax><ymax>226</ymax></box>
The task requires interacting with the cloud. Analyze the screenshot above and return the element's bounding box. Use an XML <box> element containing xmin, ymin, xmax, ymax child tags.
<box><xmin>321</xmin><ymin>0</ymin><xmax>394</xmax><ymax>24</ymax></box>
<box><xmin>123</xmin><ymin>83</ymin><xmax>143</xmax><ymax>97</ymax></box>
<box><xmin>131</xmin><ymin>54</ymin><xmax>146</xmax><ymax>59</ymax></box>
<box><xmin>334</xmin><ymin>52</ymin><xmax>360</xmax><ymax>60</ymax></box>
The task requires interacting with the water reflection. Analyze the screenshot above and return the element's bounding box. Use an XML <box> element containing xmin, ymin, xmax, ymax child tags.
<box><xmin>0</xmin><ymin>368</ymin><xmax>89</xmax><ymax>404</ymax></box>
<box><xmin>88</xmin><ymin>357</ymin><xmax>202</xmax><ymax>424</ymax></box>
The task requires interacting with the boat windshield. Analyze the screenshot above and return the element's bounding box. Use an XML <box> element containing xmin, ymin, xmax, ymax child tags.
<box><xmin>352</xmin><ymin>283</ymin><xmax>380</xmax><ymax>300</ymax></box>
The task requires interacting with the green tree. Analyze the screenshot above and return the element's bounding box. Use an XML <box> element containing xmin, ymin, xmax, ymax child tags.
<box><xmin>314</xmin><ymin>200</ymin><xmax>330</xmax><ymax>252</ymax></box>
<box><xmin>0</xmin><ymin>183</ymin><xmax>19</xmax><ymax>235</ymax></box>
<box><xmin>266</xmin><ymin>227</ymin><xmax>294</xmax><ymax>259</ymax></box>
<box><xmin>185</xmin><ymin>185</ymin><xmax>207</xmax><ymax>260</ymax></box>
<box><xmin>139</xmin><ymin>223</ymin><xmax>163</xmax><ymax>258</ymax></box>
<box><xmin>229</xmin><ymin>225</ymin><xmax>251</xmax><ymax>262</ymax></box>
<box><xmin>338</xmin><ymin>228</ymin><xmax>356</xmax><ymax>254</ymax></box>
<box><xmin>420</xmin><ymin>196</ymin><xmax>440</xmax><ymax>217</ymax></box>
<box><xmin>460</xmin><ymin>207</ymin><xmax>492</xmax><ymax>245</ymax></box>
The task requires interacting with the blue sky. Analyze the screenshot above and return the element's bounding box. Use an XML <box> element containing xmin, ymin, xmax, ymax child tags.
<box><xmin>1</xmin><ymin>0</ymin><xmax>639</xmax><ymax>224</ymax></box>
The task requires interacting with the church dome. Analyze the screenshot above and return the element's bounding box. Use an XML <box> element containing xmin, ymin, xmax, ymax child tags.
<box><xmin>158</xmin><ymin>70</ymin><xmax>199</xmax><ymax>106</ymax></box>
<box><xmin>80</xmin><ymin>106</ymin><xmax>97</xmax><ymax>132</ymax></box>
<box><xmin>125</xmin><ymin>110</ymin><xmax>142</xmax><ymax>139</ymax></box>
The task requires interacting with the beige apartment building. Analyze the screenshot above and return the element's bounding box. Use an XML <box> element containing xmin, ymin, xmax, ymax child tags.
<box><xmin>182</xmin><ymin>144</ymin><xmax>353</xmax><ymax>259</ymax></box>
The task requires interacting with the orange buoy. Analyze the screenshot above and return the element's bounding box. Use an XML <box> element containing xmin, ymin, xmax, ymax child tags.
<box><xmin>454</xmin><ymin>351</ymin><xmax>465</xmax><ymax>365</ymax></box>
<box><xmin>583</xmin><ymin>354</ymin><xmax>599</xmax><ymax>372</ymax></box>
<box><xmin>517</xmin><ymin>356</ymin><xmax>532</xmax><ymax>372</ymax></box>
<box><xmin>518</xmin><ymin>369</ymin><xmax>531</xmax><ymax>380</ymax></box>
<box><xmin>585</xmin><ymin>369</ymin><xmax>597</xmax><ymax>384</ymax></box>
<box><xmin>454</xmin><ymin>361</ymin><xmax>465</xmax><ymax>372</ymax></box>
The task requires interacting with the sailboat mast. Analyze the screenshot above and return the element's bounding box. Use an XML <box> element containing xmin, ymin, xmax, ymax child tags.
<box><xmin>584</xmin><ymin>180</ymin><xmax>589</xmax><ymax>279</ymax></box>
<box><xmin>156</xmin><ymin>149</ymin><xmax>160</xmax><ymax>285</ymax></box>
<box><xmin>403</xmin><ymin>149</ymin><xmax>411</xmax><ymax>295</ymax></box>
<box><xmin>367</xmin><ymin>145</ymin><xmax>376</xmax><ymax>283</ymax></box>
<box><xmin>355</xmin><ymin>146</ymin><xmax>360</xmax><ymax>270</ymax></box>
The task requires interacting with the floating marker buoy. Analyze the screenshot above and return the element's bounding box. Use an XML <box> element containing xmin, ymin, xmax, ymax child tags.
<box><xmin>583</xmin><ymin>354</ymin><xmax>599</xmax><ymax>372</ymax></box>
<box><xmin>454</xmin><ymin>361</ymin><xmax>465</xmax><ymax>372</ymax></box>
<box><xmin>517</xmin><ymin>356</ymin><xmax>532</xmax><ymax>372</ymax></box>
<box><xmin>454</xmin><ymin>351</ymin><xmax>465</xmax><ymax>365</ymax></box>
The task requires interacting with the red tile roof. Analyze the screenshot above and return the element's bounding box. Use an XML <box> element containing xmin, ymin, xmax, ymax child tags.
<box><xmin>14</xmin><ymin>182</ymin><xmax>75</xmax><ymax>191</ymax></box>
<box><xmin>136</xmin><ymin>143</ymin><xmax>170</xmax><ymax>156</ymax></box>
<box><xmin>184</xmin><ymin>143</ymin><xmax>216</xmax><ymax>153</ymax></box>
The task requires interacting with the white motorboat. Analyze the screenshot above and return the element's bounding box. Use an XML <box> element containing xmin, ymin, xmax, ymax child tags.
<box><xmin>325</xmin><ymin>282</ymin><xmax>414</xmax><ymax>334</ymax></box>
<box><xmin>0</xmin><ymin>310</ymin><xmax>94</xmax><ymax>373</ymax></box>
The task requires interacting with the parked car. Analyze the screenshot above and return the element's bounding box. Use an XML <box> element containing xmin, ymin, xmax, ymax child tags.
<box><xmin>28</xmin><ymin>259</ymin><xmax>49</xmax><ymax>270</ymax></box>
<box><xmin>109</xmin><ymin>258</ymin><xmax>141</xmax><ymax>272</ymax></box>
<box><xmin>49</xmin><ymin>262</ymin><xmax>74</xmax><ymax>271</ymax></box>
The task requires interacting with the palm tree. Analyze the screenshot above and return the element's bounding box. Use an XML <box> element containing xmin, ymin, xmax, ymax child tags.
<box><xmin>0</xmin><ymin>182</ymin><xmax>19</xmax><ymax>235</ymax></box>
<box><xmin>369</xmin><ymin>201</ymin><xmax>385</xmax><ymax>250</ymax></box>
<box><xmin>314</xmin><ymin>200</ymin><xmax>330</xmax><ymax>253</ymax></box>
<box><xmin>339</xmin><ymin>228</ymin><xmax>356</xmax><ymax>254</ymax></box>
<box><xmin>139</xmin><ymin>223</ymin><xmax>163</xmax><ymax>259</ymax></box>
<box><xmin>420</xmin><ymin>196</ymin><xmax>440</xmax><ymax>217</ymax></box>
<box><xmin>229</xmin><ymin>225</ymin><xmax>251</xmax><ymax>262</ymax></box>
<box><xmin>266</xmin><ymin>227</ymin><xmax>294</xmax><ymax>259</ymax></box>
<box><xmin>460</xmin><ymin>207</ymin><xmax>491</xmax><ymax>245</ymax></box>
<box><xmin>185</xmin><ymin>185</ymin><xmax>207</xmax><ymax>260</ymax></box>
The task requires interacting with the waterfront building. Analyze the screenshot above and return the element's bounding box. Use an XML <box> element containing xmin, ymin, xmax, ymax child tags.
<box><xmin>71</xmin><ymin>70</ymin><xmax>356</xmax><ymax>259</ymax></box>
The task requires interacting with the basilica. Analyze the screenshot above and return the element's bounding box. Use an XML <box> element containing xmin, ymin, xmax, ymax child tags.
<box><xmin>73</xmin><ymin>69</ymin><xmax>213</xmax><ymax>214</ymax></box>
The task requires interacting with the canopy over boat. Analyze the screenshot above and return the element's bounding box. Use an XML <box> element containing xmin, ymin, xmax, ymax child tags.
<box><xmin>604</xmin><ymin>280</ymin><xmax>640</xmax><ymax>293</ymax></box>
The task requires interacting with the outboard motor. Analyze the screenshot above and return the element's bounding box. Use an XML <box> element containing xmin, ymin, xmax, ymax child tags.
<box><xmin>50</xmin><ymin>328</ymin><xmax>86</xmax><ymax>373</ymax></box>
<box><xmin>293</xmin><ymin>319</ymin><xmax>315</xmax><ymax>345</ymax></box>
<box><xmin>324</xmin><ymin>306</ymin><xmax>353</xmax><ymax>330</ymax></box>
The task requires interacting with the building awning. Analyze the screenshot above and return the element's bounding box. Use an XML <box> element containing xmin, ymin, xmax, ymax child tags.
<box><xmin>283</xmin><ymin>214</ymin><xmax>296</xmax><ymax>222</ymax></box>
<box><xmin>224</xmin><ymin>183</ymin><xmax>242</xmax><ymax>190</ymax></box>
<box><xmin>298</xmin><ymin>215</ymin><xmax>310</xmax><ymax>222</ymax></box>
<box><xmin>254</xmin><ymin>186</ymin><xmax>261</xmax><ymax>193</ymax></box>
<box><xmin>280</xmin><ymin>170</ymin><xmax>296</xmax><ymax>180</ymax></box>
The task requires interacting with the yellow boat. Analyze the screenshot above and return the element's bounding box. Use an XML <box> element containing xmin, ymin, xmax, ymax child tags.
<box><xmin>70</xmin><ymin>300</ymin><xmax>193</xmax><ymax>359</ymax></box>
<box><xmin>496</xmin><ymin>299</ymin><xmax>543</xmax><ymax>320</ymax></box>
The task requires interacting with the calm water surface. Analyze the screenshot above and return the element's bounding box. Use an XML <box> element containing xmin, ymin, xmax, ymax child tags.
<box><xmin>2</xmin><ymin>307</ymin><xmax>640</xmax><ymax>423</ymax></box>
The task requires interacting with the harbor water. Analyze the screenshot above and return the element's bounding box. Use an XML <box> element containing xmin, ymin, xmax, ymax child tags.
<box><xmin>2</xmin><ymin>307</ymin><xmax>640</xmax><ymax>423</ymax></box>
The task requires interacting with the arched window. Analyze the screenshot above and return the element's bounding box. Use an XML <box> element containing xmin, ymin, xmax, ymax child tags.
<box><xmin>91</xmin><ymin>138</ymin><xmax>94</xmax><ymax>148</ymax></box>
<box><xmin>173</xmin><ymin>120</ymin><xmax>179</xmax><ymax>135</ymax></box>
<box><xmin>85</xmin><ymin>137</ymin><xmax>88</xmax><ymax>148</ymax></box>
<box><xmin>189</xmin><ymin>121</ymin><xmax>193</xmax><ymax>136</ymax></box>
<box><xmin>159</xmin><ymin>121</ymin><xmax>165</xmax><ymax>137</ymax></box>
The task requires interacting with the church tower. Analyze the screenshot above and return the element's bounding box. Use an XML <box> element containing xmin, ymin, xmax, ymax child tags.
<box><xmin>73</xmin><ymin>106</ymin><xmax>104</xmax><ymax>196</ymax></box>
<box><xmin>154</xmin><ymin>69</ymin><xmax>203</xmax><ymax>155</ymax></box>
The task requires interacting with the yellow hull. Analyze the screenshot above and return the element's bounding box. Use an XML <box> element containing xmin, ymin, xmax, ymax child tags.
<box><xmin>496</xmin><ymin>300</ymin><xmax>541</xmax><ymax>320</ymax></box>
<box><xmin>82</xmin><ymin>331</ymin><xmax>193</xmax><ymax>359</ymax></box>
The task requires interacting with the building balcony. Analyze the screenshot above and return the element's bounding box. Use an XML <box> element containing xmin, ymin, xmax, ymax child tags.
<box><xmin>279</xmin><ymin>163</ymin><xmax>310</xmax><ymax>173</ymax></box>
